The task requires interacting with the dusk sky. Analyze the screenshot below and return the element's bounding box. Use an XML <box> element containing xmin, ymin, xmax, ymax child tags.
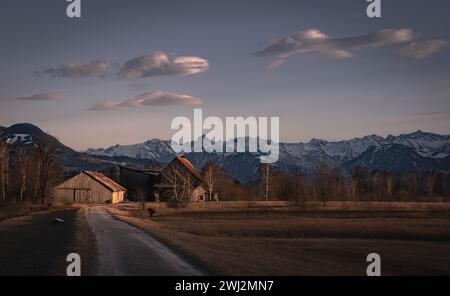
<box><xmin>1</xmin><ymin>0</ymin><xmax>450</xmax><ymax>150</ymax></box>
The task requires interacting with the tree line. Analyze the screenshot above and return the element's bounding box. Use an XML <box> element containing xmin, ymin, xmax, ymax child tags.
<box><xmin>1</xmin><ymin>137</ymin><xmax>449</xmax><ymax>207</ymax></box>
<box><xmin>0</xmin><ymin>137</ymin><xmax>62</xmax><ymax>205</ymax></box>
<box><xmin>257</xmin><ymin>161</ymin><xmax>450</xmax><ymax>204</ymax></box>
<box><xmin>158</xmin><ymin>159</ymin><xmax>450</xmax><ymax>205</ymax></box>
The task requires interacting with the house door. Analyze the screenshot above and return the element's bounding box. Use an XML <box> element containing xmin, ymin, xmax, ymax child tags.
<box><xmin>73</xmin><ymin>189</ymin><xmax>90</xmax><ymax>203</ymax></box>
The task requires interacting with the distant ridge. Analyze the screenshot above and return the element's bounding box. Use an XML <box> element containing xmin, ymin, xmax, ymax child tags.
<box><xmin>0</xmin><ymin>123</ymin><xmax>146</xmax><ymax>173</ymax></box>
<box><xmin>85</xmin><ymin>130</ymin><xmax>450</xmax><ymax>183</ymax></box>
<box><xmin>2</xmin><ymin>123</ymin><xmax>449</xmax><ymax>183</ymax></box>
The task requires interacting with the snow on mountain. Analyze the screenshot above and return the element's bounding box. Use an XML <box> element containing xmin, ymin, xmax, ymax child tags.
<box><xmin>389</xmin><ymin>130</ymin><xmax>450</xmax><ymax>159</ymax></box>
<box><xmin>85</xmin><ymin>139</ymin><xmax>176</xmax><ymax>163</ymax></box>
<box><xmin>83</xmin><ymin>130</ymin><xmax>450</xmax><ymax>183</ymax></box>
<box><xmin>1</xmin><ymin>123</ymin><xmax>449</xmax><ymax>184</ymax></box>
<box><xmin>85</xmin><ymin>131</ymin><xmax>450</xmax><ymax>165</ymax></box>
<box><xmin>5</xmin><ymin>134</ymin><xmax>33</xmax><ymax>145</ymax></box>
<box><xmin>281</xmin><ymin>134</ymin><xmax>387</xmax><ymax>164</ymax></box>
<box><xmin>0</xmin><ymin>123</ymin><xmax>146</xmax><ymax>173</ymax></box>
<box><xmin>342</xmin><ymin>144</ymin><xmax>443</xmax><ymax>173</ymax></box>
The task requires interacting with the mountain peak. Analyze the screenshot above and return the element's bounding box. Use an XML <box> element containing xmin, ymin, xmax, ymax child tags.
<box><xmin>309</xmin><ymin>138</ymin><xmax>328</xmax><ymax>145</ymax></box>
<box><xmin>3</xmin><ymin>123</ymin><xmax>44</xmax><ymax>137</ymax></box>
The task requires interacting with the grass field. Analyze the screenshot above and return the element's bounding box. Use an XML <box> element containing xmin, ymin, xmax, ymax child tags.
<box><xmin>108</xmin><ymin>201</ymin><xmax>450</xmax><ymax>276</ymax></box>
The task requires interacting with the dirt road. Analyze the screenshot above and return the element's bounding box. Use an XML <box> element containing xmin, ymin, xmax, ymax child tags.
<box><xmin>85</xmin><ymin>207</ymin><xmax>203</xmax><ymax>276</ymax></box>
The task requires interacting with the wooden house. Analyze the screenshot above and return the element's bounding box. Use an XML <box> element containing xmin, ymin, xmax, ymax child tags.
<box><xmin>53</xmin><ymin>171</ymin><xmax>126</xmax><ymax>204</ymax></box>
<box><xmin>118</xmin><ymin>156</ymin><xmax>215</xmax><ymax>203</ymax></box>
<box><xmin>157</xmin><ymin>156</ymin><xmax>209</xmax><ymax>202</ymax></box>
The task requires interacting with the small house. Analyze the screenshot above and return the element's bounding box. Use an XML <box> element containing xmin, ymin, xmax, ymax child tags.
<box><xmin>54</xmin><ymin>171</ymin><xmax>126</xmax><ymax>204</ymax></box>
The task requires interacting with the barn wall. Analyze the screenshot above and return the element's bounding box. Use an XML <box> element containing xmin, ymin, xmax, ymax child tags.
<box><xmin>54</xmin><ymin>173</ymin><xmax>114</xmax><ymax>204</ymax></box>
<box><xmin>111</xmin><ymin>191</ymin><xmax>125</xmax><ymax>203</ymax></box>
<box><xmin>117</xmin><ymin>191</ymin><xmax>125</xmax><ymax>203</ymax></box>
<box><xmin>119</xmin><ymin>167</ymin><xmax>158</xmax><ymax>201</ymax></box>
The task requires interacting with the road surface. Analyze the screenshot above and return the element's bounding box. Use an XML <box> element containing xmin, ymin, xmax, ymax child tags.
<box><xmin>0</xmin><ymin>209</ymin><xmax>78</xmax><ymax>276</ymax></box>
<box><xmin>85</xmin><ymin>206</ymin><xmax>203</xmax><ymax>276</ymax></box>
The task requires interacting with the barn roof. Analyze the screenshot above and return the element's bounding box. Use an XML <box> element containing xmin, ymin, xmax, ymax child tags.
<box><xmin>176</xmin><ymin>156</ymin><xmax>203</xmax><ymax>181</ymax></box>
<box><xmin>118</xmin><ymin>165</ymin><xmax>160</xmax><ymax>176</ymax></box>
<box><xmin>84</xmin><ymin>171</ymin><xmax>127</xmax><ymax>192</ymax></box>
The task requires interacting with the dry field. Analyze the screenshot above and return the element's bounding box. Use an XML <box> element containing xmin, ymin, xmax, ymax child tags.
<box><xmin>108</xmin><ymin>201</ymin><xmax>450</xmax><ymax>276</ymax></box>
<box><xmin>0</xmin><ymin>202</ymin><xmax>76</xmax><ymax>222</ymax></box>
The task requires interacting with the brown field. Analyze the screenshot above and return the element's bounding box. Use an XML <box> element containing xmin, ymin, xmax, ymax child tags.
<box><xmin>108</xmin><ymin>201</ymin><xmax>450</xmax><ymax>276</ymax></box>
<box><xmin>0</xmin><ymin>202</ymin><xmax>74</xmax><ymax>222</ymax></box>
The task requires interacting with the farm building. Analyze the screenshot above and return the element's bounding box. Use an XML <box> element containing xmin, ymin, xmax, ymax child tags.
<box><xmin>118</xmin><ymin>156</ymin><xmax>216</xmax><ymax>202</ymax></box>
<box><xmin>54</xmin><ymin>171</ymin><xmax>126</xmax><ymax>204</ymax></box>
<box><xmin>158</xmin><ymin>156</ymin><xmax>209</xmax><ymax>202</ymax></box>
<box><xmin>118</xmin><ymin>166</ymin><xmax>160</xmax><ymax>201</ymax></box>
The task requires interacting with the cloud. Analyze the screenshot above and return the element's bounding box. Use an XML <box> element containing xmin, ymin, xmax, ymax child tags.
<box><xmin>16</xmin><ymin>92</ymin><xmax>64</xmax><ymax>101</ymax></box>
<box><xmin>410</xmin><ymin>112</ymin><xmax>450</xmax><ymax>119</ymax></box>
<box><xmin>38</xmin><ymin>60</ymin><xmax>114</xmax><ymax>78</ymax></box>
<box><xmin>400</xmin><ymin>40</ymin><xmax>449</xmax><ymax>59</ymax></box>
<box><xmin>266</xmin><ymin>59</ymin><xmax>286</xmax><ymax>69</ymax></box>
<box><xmin>37</xmin><ymin>51</ymin><xmax>208</xmax><ymax>80</ymax></box>
<box><xmin>118</xmin><ymin>51</ymin><xmax>209</xmax><ymax>80</ymax></box>
<box><xmin>88</xmin><ymin>91</ymin><xmax>204</xmax><ymax>111</ymax></box>
<box><xmin>256</xmin><ymin>28</ymin><xmax>415</xmax><ymax>67</ymax></box>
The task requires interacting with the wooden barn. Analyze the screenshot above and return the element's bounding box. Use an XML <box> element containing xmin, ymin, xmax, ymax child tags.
<box><xmin>118</xmin><ymin>156</ymin><xmax>215</xmax><ymax>202</ymax></box>
<box><xmin>157</xmin><ymin>156</ymin><xmax>210</xmax><ymax>202</ymax></box>
<box><xmin>118</xmin><ymin>166</ymin><xmax>160</xmax><ymax>201</ymax></box>
<box><xmin>54</xmin><ymin>171</ymin><xmax>126</xmax><ymax>204</ymax></box>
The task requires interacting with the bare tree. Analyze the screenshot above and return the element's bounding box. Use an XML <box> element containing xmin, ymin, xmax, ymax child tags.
<box><xmin>352</xmin><ymin>165</ymin><xmax>369</xmax><ymax>196</ymax></box>
<box><xmin>312</xmin><ymin>161</ymin><xmax>334</xmax><ymax>206</ymax></box>
<box><xmin>201</xmin><ymin>160</ymin><xmax>221</xmax><ymax>202</ymax></box>
<box><xmin>273</xmin><ymin>166</ymin><xmax>306</xmax><ymax>207</ymax></box>
<box><xmin>258</xmin><ymin>163</ymin><xmax>273</xmax><ymax>201</ymax></box>
<box><xmin>0</xmin><ymin>140</ymin><xmax>8</xmax><ymax>201</ymax></box>
<box><xmin>184</xmin><ymin>170</ymin><xmax>194</xmax><ymax>202</ymax></box>
<box><xmin>159</xmin><ymin>163</ymin><xmax>188</xmax><ymax>208</ymax></box>
<box><xmin>136</xmin><ymin>187</ymin><xmax>148</xmax><ymax>211</ymax></box>
<box><xmin>407</xmin><ymin>171</ymin><xmax>419</xmax><ymax>198</ymax></box>
<box><xmin>345</xmin><ymin>178</ymin><xmax>357</xmax><ymax>201</ymax></box>
<box><xmin>291</xmin><ymin>166</ymin><xmax>305</xmax><ymax>206</ymax></box>
<box><xmin>33</xmin><ymin>136</ymin><xmax>62</xmax><ymax>204</ymax></box>
<box><xmin>16</xmin><ymin>146</ymin><xmax>32</xmax><ymax>202</ymax></box>
<box><xmin>384</xmin><ymin>170</ymin><xmax>395</xmax><ymax>197</ymax></box>
<box><xmin>426</xmin><ymin>170</ymin><xmax>438</xmax><ymax>198</ymax></box>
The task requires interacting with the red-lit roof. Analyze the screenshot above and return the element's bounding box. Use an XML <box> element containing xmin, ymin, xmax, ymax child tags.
<box><xmin>84</xmin><ymin>171</ymin><xmax>126</xmax><ymax>192</ymax></box>
<box><xmin>176</xmin><ymin>156</ymin><xmax>203</xmax><ymax>181</ymax></box>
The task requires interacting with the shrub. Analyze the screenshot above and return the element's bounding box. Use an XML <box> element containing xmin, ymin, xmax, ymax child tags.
<box><xmin>147</xmin><ymin>208</ymin><xmax>156</xmax><ymax>217</ymax></box>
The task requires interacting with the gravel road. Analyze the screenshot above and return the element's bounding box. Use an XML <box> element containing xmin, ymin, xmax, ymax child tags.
<box><xmin>85</xmin><ymin>206</ymin><xmax>203</xmax><ymax>276</ymax></box>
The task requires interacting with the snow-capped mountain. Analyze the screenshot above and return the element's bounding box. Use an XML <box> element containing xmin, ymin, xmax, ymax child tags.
<box><xmin>0</xmin><ymin>123</ymin><xmax>144</xmax><ymax>173</ymax></box>
<box><xmin>84</xmin><ymin>130</ymin><xmax>450</xmax><ymax>183</ymax></box>
<box><xmin>389</xmin><ymin>130</ymin><xmax>450</xmax><ymax>159</ymax></box>
<box><xmin>2</xmin><ymin>124</ymin><xmax>449</xmax><ymax>183</ymax></box>
<box><xmin>342</xmin><ymin>144</ymin><xmax>444</xmax><ymax>173</ymax></box>
<box><xmin>86</xmin><ymin>139</ymin><xmax>175</xmax><ymax>163</ymax></box>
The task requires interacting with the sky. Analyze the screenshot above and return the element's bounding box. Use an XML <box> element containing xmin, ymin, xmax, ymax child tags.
<box><xmin>0</xmin><ymin>0</ymin><xmax>450</xmax><ymax>150</ymax></box>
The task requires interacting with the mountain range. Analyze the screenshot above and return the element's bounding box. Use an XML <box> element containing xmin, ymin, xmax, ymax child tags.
<box><xmin>1</xmin><ymin>123</ymin><xmax>450</xmax><ymax>183</ymax></box>
<box><xmin>85</xmin><ymin>129</ymin><xmax>450</xmax><ymax>183</ymax></box>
